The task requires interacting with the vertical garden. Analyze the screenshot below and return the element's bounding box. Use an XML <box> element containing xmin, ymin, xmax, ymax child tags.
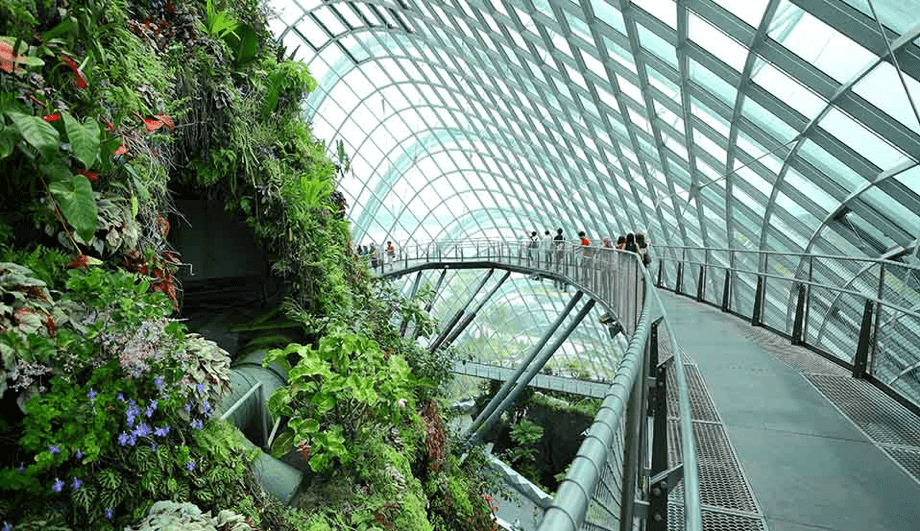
<box><xmin>0</xmin><ymin>1</ymin><xmax>500</xmax><ymax>529</ymax></box>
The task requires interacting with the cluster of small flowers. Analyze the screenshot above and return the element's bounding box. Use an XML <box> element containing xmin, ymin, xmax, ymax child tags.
<box><xmin>100</xmin><ymin>318</ymin><xmax>176</xmax><ymax>376</ymax></box>
<box><xmin>7</xmin><ymin>360</ymin><xmax>53</xmax><ymax>391</ymax></box>
<box><xmin>45</xmin><ymin>445</ymin><xmax>85</xmax><ymax>495</ymax></box>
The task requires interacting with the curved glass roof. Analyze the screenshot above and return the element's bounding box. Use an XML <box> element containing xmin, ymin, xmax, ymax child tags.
<box><xmin>269</xmin><ymin>0</ymin><xmax>920</xmax><ymax>260</ymax></box>
<box><xmin>267</xmin><ymin>0</ymin><xmax>920</xmax><ymax>383</ymax></box>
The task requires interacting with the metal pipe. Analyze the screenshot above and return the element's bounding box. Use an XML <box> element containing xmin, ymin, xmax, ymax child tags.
<box><xmin>467</xmin><ymin>298</ymin><xmax>596</xmax><ymax>446</ymax></box>
<box><xmin>441</xmin><ymin>270</ymin><xmax>511</xmax><ymax>350</ymax></box>
<box><xmin>429</xmin><ymin>269</ymin><xmax>495</xmax><ymax>353</ymax></box>
<box><xmin>465</xmin><ymin>291</ymin><xmax>585</xmax><ymax>439</ymax></box>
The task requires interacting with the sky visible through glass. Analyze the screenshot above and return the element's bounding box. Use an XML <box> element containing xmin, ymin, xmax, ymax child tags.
<box><xmin>267</xmin><ymin>0</ymin><xmax>920</xmax><ymax>380</ymax></box>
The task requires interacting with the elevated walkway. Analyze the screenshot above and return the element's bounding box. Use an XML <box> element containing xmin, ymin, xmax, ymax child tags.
<box><xmin>452</xmin><ymin>360</ymin><xmax>612</xmax><ymax>398</ymax></box>
<box><xmin>660</xmin><ymin>290</ymin><xmax>920</xmax><ymax>531</ymax></box>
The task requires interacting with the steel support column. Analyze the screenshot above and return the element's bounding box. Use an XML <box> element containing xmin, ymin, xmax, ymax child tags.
<box><xmin>853</xmin><ymin>298</ymin><xmax>875</xmax><ymax>379</ymax></box>
<box><xmin>751</xmin><ymin>276</ymin><xmax>765</xmax><ymax>326</ymax></box>
<box><xmin>429</xmin><ymin>269</ymin><xmax>494</xmax><ymax>353</ymax></box>
<box><xmin>792</xmin><ymin>283</ymin><xmax>807</xmax><ymax>346</ymax></box>
<box><xmin>466</xmin><ymin>297</ymin><xmax>596</xmax><ymax>446</ymax></box>
<box><xmin>440</xmin><ymin>271</ymin><xmax>511</xmax><ymax>351</ymax></box>
<box><xmin>465</xmin><ymin>291</ymin><xmax>585</xmax><ymax>440</ymax></box>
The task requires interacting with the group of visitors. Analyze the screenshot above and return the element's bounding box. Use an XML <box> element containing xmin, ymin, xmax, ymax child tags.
<box><xmin>356</xmin><ymin>241</ymin><xmax>397</xmax><ymax>269</ymax></box>
<box><xmin>524</xmin><ymin>228</ymin><xmax>653</xmax><ymax>289</ymax></box>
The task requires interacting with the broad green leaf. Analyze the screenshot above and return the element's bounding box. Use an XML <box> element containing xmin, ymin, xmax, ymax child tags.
<box><xmin>5</xmin><ymin>111</ymin><xmax>59</xmax><ymax>159</ymax></box>
<box><xmin>0</xmin><ymin>123</ymin><xmax>18</xmax><ymax>159</ymax></box>
<box><xmin>61</xmin><ymin>111</ymin><xmax>99</xmax><ymax>168</ymax></box>
<box><xmin>130</xmin><ymin>195</ymin><xmax>138</xmax><ymax>217</ymax></box>
<box><xmin>49</xmin><ymin>174</ymin><xmax>97</xmax><ymax>242</ymax></box>
<box><xmin>270</xmin><ymin>429</ymin><xmax>295</xmax><ymax>459</ymax></box>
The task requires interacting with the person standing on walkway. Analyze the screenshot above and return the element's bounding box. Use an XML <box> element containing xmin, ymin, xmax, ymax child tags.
<box><xmin>553</xmin><ymin>228</ymin><xmax>565</xmax><ymax>289</ymax></box>
<box><xmin>540</xmin><ymin>230</ymin><xmax>553</xmax><ymax>268</ymax></box>
<box><xmin>386</xmin><ymin>241</ymin><xmax>396</xmax><ymax>267</ymax></box>
<box><xmin>527</xmin><ymin>230</ymin><xmax>538</xmax><ymax>264</ymax></box>
<box><xmin>578</xmin><ymin>231</ymin><xmax>592</xmax><ymax>284</ymax></box>
<box><xmin>615</xmin><ymin>235</ymin><xmax>626</xmax><ymax>250</ymax></box>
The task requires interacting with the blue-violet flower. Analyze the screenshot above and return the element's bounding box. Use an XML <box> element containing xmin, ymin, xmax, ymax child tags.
<box><xmin>52</xmin><ymin>478</ymin><xmax>63</xmax><ymax>492</ymax></box>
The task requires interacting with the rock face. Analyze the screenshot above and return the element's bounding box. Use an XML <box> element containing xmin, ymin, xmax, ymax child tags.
<box><xmin>128</xmin><ymin>500</ymin><xmax>252</xmax><ymax>531</ymax></box>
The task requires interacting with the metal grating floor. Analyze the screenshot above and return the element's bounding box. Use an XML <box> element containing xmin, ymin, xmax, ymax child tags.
<box><xmin>667</xmin><ymin>420</ymin><xmax>760</xmax><ymax>514</ymax></box>
<box><xmin>882</xmin><ymin>446</ymin><xmax>920</xmax><ymax>483</ymax></box>
<box><xmin>732</xmin><ymin>323</ymin><xmax>848</xmax><ymax>376</ymax></box>
<box><xmin>805</xmin><ymin>374</ymin><xmax>920</xmax><ymax>447</ymax></box>
<box><xmin>668</xmin><ymin>503</ymin><xmax>767</xmax><ymax>531</ymax></box>
<box><xmin>667</xmin><ymin>364</ymin><xmax>721</xmax><ymax>422</ymax></box>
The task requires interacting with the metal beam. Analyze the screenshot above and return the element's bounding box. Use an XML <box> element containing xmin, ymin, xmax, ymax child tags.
<box><xmin>428</xmin><ymin>269</ymin><xmax>494</xmax><ymax>353</ymax></box>
<box><xmin>464</xmin><ymin>290</ymin><xmax>585</xmax><ymax>440</ymax></box>
<box><xmin>440</xmin><ymin>270</ymin><xmax>511</xmax><ymax>350</ymax></box>
<box><xmin>466</xmin><ymin>297</ymin><xmax>597</xmax><ymax>446</ymax></box>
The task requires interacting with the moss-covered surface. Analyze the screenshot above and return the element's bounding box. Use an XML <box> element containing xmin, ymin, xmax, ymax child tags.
<box><xmin>0</xmin><ymin>1</ymin><xmax>499</xmax><ymax>529</ymax></box>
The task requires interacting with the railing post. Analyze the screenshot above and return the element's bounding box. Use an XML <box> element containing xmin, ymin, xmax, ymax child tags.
<box><xmin>696</xmin><ymin>264</ymin><xmax>705</xmax><ymax>302</ymax></box>
<box><xmin>647</xmin><ymin>319</ymin><xmax>669</xmax><ymax>531</ymax></box>
<box><xmin>791</xmin><ymin>283</ymin><xmax>807</xmax><ymax>345</ymax></box>
<box><xmin>853</xmin><ymin>298</ymin><xmax>875</xmax><ymax>379</ymax></box>
<box><xmin>804</xmin><ymin>255</ymin><xmax>814</xmax><ymax>341</ymax></box>
<box><xmin>871</xmin><ymin>264</ymin><xmax>886</xmax><ymax>375</ymax></box>
<box><xmin>676</xmin><ymin>262</ymin><xmax>683</xmax><ymax>295</ymax></box>
<box><xmin>721</xmin><ymin>266</ymin><xmax>731</xmax><ymax>312</ymax></box>
<box><xmin>656</xmin><ymin>261</ymin><xmax>663</xmax><ymax>288</ymax></box>
<box><xmin>751</xmin><ymin>275</ymin><xmax>765</xmax><ymax>326</ymax></box>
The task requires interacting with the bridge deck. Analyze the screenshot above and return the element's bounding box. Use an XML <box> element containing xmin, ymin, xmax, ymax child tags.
<box><xmin>661</xmin><ymin>290</ymin><xmax>920</xmax><ymax>531</ymax></box>
<box><xmin>452</xmin><ymin>360</ymin><xmax>612</xmax><ymax>398</ymax></box>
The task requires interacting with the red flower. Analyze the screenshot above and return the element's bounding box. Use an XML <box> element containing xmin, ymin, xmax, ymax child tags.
<box><xmin>67</xmin><ymin>255</ymin><xmax>102</xmax><ymax>269</ymax></box>
<box><xmin>75</xmin><ymin>169</ymin><xmax>99</xmax><ymax>181</ymax></box>
<box><xmin>60</xmin><ymin>53</ymin><xmax>88</xmax><ymax>89</ymax></box>
<box><xmin>114</xmin><ymin>144</ymin><xmax>128</xmax><ymax>155</ymax></box>
<box><xmin>155</xmin><ymin>114</ymin><xmax>175</xmax><ymax>132</ymax></box>
<box><xmin>0</xmin><ymin>40</ymin><xmax>24</xmax><ymax>73</ymax></box>
<box><xmin>105</xmin><ymin>122</ymin><xmax>115</xmax><ymax>132</ymax></box>
<box><xmin>43</xmin><ymin>113</ymin><xmax>61</xmax><ymax>122</ymax></box>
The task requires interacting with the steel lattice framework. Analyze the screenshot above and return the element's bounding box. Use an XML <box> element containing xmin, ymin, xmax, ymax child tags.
<box><xmin>268</xmin><ymin>0</ymin><xmax>920</xmax><ymax>380</ymax></box>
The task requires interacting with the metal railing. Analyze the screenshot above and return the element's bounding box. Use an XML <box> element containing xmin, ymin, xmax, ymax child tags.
<box><xmin>653</xmin><ymin>245</ymin><xmax>920</xmax><ymax>412</ymax></box>
<box><xmin>374</xmin><ymin>238</ymin><xmax>702</xmax><ymax>531</ymax></box>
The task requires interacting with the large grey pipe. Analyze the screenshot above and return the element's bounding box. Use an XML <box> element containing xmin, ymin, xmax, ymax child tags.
<box><xmin>218</xmin><ymin>349</ymin><xmax>303</xmax><ymax>504</ymax></box>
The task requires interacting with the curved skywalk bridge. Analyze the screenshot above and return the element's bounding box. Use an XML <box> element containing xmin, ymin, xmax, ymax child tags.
<box><xmin>375</xmin><ymin>240</ymin><xmax>920</xmax><ymax>531</ymax></box>
<box><xmin>376</xmin><ymin>239</ymin><xmax>704</xmax><ymax>531</ymax></box>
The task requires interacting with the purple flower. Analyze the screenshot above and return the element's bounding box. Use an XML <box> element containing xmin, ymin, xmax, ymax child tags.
<box><xmin>128</xmin><ymin>434</ymin><xmax>137</xmax><ymax>447</ymax></box>
<box><xmin>75</xmin><ymin>449</ymin><xmax>83</xmax><ymax>459</ymax></box>
<box><xmin>186</xmin><ymin>460</ymin><xmax>195</xmax><ymax>471</ymax></box>
<box><xmin>87</xmin><ymin>388</ymin><xmax>97</xmax><ymax>401</ymax></box>
<box><xmin>16</xmin><ymin>465</ymin><xmax>24</xmax><ymax>473</ymax></box>
<box><xmin>145</xmin><ymin>406</ymin><xmax>154</xmax><ymax>417</ymax></box>
<box><xmin>118</xmin><ymin>432</ymin><xmax>130</xmax><ymax>446</ymax></box>
<box><xmin>154</xmin><ymin>425</ymin><xmax>170</xmax><ymax>437</ymax></box>
<box><xmin>106</xmin><ymin>508</ymin><xmax>113</xmax><ymax>519</ymax></box>
<box><xmin>71</xmin><ymin>477</ymin><xmax>82</xmax><ymax>490</ymax></box>
<box><xmin>151</xmin><ymin>442</ymin><xmax>158</xmax><ymax>451</ymax></box>
<box><xmin>189</xmin><ymin>419</ymin><xmax>203</xmax><ymax>430</ymax></box>
<box><xmin>52</xmin><ymin>478</ymin><xmax>64</xmax><ymax>492</ymax></box>
<box><xmin>203</xmin><ymin>400</ymin><xmax>212</xmax><ymax>414</ymax></box>
<box><xmin>196</xmin><ymin>383</ymin><xmax>205</xmax><ymax>393</ymax></box>
<box><xmin>117</xmin><ymin>393</ymin><xmax>124</xmax><ymax>401</ymax></box>
<box><xmin>154</xmin><ymin>376</ymin><xmax>164</xmax><ymax>389</ymax></box>
<box><xmin>133</xmin><ymin>424</ymin><xmax>152</xmax><ymax>438</ymax></box>
<box><xmin>49</xmin><ymin>445</ymin><xmax>60</xmax><ymax>455</ymax></box>
<box><xmin>2</xmin><ymin>521</ymin><xmax>11</xmax><ymax>531</ymax></box>
<box><xmin>184</xmin><ymin>402</ymin><xmax>192</xmax><ymax>413</ymax></box>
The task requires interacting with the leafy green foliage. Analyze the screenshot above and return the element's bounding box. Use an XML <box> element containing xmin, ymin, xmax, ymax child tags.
<box><xmin>264</xmin><ymin>329</ymin><xmax>416</xmax><ymax>473</ymax></box>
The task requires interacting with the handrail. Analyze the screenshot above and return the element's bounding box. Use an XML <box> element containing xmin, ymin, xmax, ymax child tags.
<box><xmin>650</xmin><ymin>244</ymin><xmax>920</xmax><ymax>412</ymax></box>
<box><xmin>375</xmin><ymin>239</ymin><xmax>702</xmax><ymax>531</ymax></box>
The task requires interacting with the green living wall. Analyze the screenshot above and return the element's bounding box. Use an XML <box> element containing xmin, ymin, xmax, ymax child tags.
<box><xmin>0</xmin><ymin>1</ymin><xmax>501</xmax><ymax>529</ymax></box>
